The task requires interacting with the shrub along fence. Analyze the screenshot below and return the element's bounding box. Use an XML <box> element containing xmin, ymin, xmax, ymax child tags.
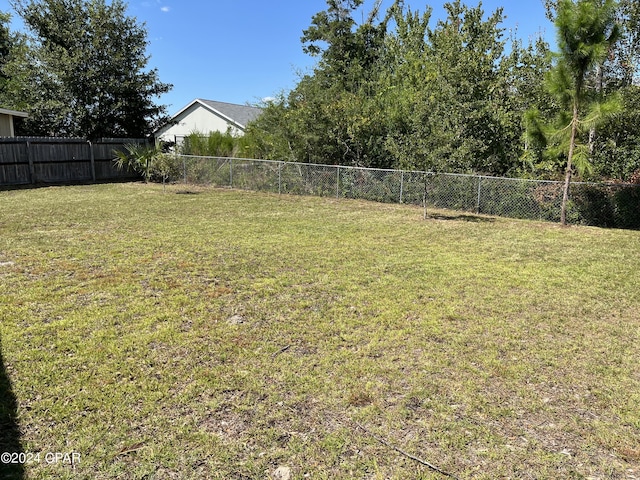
<box><xmin>175</xmin><ymin>155</ymin><xmax>640</xmax><ymax>229</ymax></box>
<box><xmin>0</xmin><ymin>137</ymin><xmax>147</xmax><ymax>186</ymax></box>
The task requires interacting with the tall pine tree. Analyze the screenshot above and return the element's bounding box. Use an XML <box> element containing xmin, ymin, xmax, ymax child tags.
<box><xmin>547</xmin><ymin>0</ymin><xmax>620</xmax><ymax>224</ymax></box>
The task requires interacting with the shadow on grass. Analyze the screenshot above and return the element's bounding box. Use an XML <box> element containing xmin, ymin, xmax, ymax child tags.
<box><xmin>428</xmin><ymin>213</ymin><xmax>496</xmax><ymax>223</ymax></box>
<box><xmin>0</xmin><ymin>335</ymin><xmax>24</xmax><ymax>479</ymax></box>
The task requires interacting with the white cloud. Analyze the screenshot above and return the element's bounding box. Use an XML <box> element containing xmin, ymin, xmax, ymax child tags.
<box><xmin>160</xmin><ymin>6</ymin><xmax>170</xmax><ymax>12</ymax></box>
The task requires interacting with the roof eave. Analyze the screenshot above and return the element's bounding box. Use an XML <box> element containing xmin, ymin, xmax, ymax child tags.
<box><xmin>0</xmin><ymin>108</ymin><xmax>29</xmax><ymax>118</ymax></box>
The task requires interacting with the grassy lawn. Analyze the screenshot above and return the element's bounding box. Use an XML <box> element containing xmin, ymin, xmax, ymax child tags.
<box><xmin>0</xmin><ymin>182</ymin><xmax>639</xmax><ymax>479</ymax></box>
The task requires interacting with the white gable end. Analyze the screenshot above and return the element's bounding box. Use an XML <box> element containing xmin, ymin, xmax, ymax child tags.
<box><xmin>155</xmin><ymin>102</ymin><xmax>244</xmax><ymax>143</ymax></box>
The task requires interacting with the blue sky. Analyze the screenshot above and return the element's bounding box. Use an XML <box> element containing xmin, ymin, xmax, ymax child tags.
<box><xmin>1</xmin><ymin>0</ymin><xmax>555</xmax><ymax>116</ymax></box>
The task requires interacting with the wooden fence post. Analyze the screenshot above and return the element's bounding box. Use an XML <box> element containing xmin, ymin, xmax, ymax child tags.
<box><xmin>26</xmin><ymin>140</ymin><xmax>35</xmax><ymax>184</ymax></box>
<box><xmin>88</xmin><ymin>141</ymin><xmax>96</xmax><ymax>182</ymax></box>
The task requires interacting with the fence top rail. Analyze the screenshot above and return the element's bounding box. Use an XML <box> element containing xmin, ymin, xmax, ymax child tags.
<box><xmin>177</xmin><ymin>154</ymin><xmax>283</xmax><ymax>166</ymax></box>
<box><xmin>176</xmin><ymin>154</ymin><xmax>639</xmax><ymax>189</ymax></box>
<box><xmin>0</xmin><ymin>137</ymin><xmax>148</xmax><ymax>144</ymax></box>
<box><xmin>177</xmin><ymin>154</ymin><xmax>408</xmax><ymax>174</ymax></box>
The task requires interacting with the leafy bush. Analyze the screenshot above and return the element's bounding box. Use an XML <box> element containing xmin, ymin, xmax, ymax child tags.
<box><xmin>113</xmin><ymin>143</ymin><xmax>157</xmax><ymax>182</ymax></box>
<box><xmin>614</xmin><ymin>186</ymin><xmax>640</xmax><ymax>229</ymax></box>
<box><xmin>113</xmin><ymin>143</ymin><xmax>182</xmax><ymax>187</ymax></box>
<box><xmin>181</xmin><ymin>131</ymin><xmax>248</xmax><ymax>157</ymax></box>
<box><xmin>149</xmin><ymin>153</ymin><xmax>182</xmax><ymax>186</ymax></box>
<box><xmin>571</xmin><ymin>183</ymin><xmax>640</xmax><ymax>229</ymax></box>
<box><xmin>572</xmin><ymin>185</ymin><xmax>617</xmax><ymax>227</ymax></box>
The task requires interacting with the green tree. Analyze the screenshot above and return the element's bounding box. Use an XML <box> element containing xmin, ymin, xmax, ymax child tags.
<box><xmin>590</xmin><ymin>84</ymin><xmax>640</xmax><ymax>180</ymax></box>
<box><xmin>615</xmin><ymin>0</ymin><xmax>640</xmax><ymax>86</ymax></box>
<box><xmin>540</xmin><ymin>0</ymin><xmax>640</xmax><ymax>187</ymax></box>
<box><xmin>384</xmin><ymin>1</ymin><xmax>534</xmax><ymax>176</ymax></box>
<box><xmin>501</xmin><ymin>37</ymin><xmax>555</xmax><ymax>176</ymax></box>
<box><xmin>0</xmin><ymin>11</ymin><xmax>27</xmax><ymax>103</ymax></box>
<box><xmin>0</xmin><ymin>12</ymin><xmax>11</xmax><ymax>94</ymax></box>
<box><xmin>243</xmin><ymin>95</ymin><xmax>298</xmax><ymax>161</ymax></box>
<box><xmin>250</xmin><ymin>0</ymin><xmax>552</xmax><ymax>179</ymax></box>
<box><xmin>8</xmin><ymin>0</ymin><xmax>171</xmax><ymax>138</ymax></box>
<box><xmin>543</xmin><ymin>0</ymin><xmax>620</xmax><ymax>224</ymax></box>
<box><xmin>545</xmin><ymin>0</ymin><xmax>640</xmax><ymax>88</ymax></box>
<box><xmin>427</xmin><ymin>1</ymin><xmax>509</xmax><ymax>173</ymax></box>
<box><xmin>296</xmin><ymin>0</ymin><xmax>392</xmax><ymax>167</ymax></box>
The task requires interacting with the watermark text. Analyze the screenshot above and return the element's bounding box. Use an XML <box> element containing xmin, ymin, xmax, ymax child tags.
<box><xmin>1</xmin><ymin>452</ymin><xmax>81</xmax><ymax>465</ymax></box>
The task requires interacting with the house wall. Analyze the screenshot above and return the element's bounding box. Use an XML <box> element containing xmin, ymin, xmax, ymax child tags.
<box><xmin>156</xmin><ymin>103</ymin><xmax>242</xmax><ymax>143</ymax></box>
<box><xmin>0</xmin><ymin>114</ymin><xmax>14</xmax><ymax>137</ymax></box>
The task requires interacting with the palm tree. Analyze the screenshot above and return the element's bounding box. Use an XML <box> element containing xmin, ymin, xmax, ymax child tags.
<box><xmin>551</xmin><ymin>0</ymin><xmax>620</xmax><ymax>225</ymax></box>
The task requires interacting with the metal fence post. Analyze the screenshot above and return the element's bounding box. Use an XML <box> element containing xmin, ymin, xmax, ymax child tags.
<box><xmin>399</xmin><ymin>170</ymin><xmax>404</xmax><ymax>203</ymax></box>
<box><xmin>476</xmin><ymin>176</ymin><xmax>482</xmax><ymax>214</ymax></box>
<box><xmin>181</xmin><ymin>154</ymin><xmax>186</xmax><ymax>184</ymax></box>
<box><xmin>336</xmin><ymin>165</ymin><xmax>340</xmax><ymax>198</ymax></box>
<box><xmin>278</xmin><ymin>162</ymin><xmax>282</xmax><ymax>194</ymax></box>
<box><xmin>229</xmin><ymin>158</ymin><xmax>233</xmax><ymax>188</ymax></box>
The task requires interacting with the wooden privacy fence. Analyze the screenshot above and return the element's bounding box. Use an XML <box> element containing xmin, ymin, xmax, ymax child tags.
<box><xmin>0</xmin><ymin>137</ymin><xmax>147</xmax><ymax>186</ymax></box>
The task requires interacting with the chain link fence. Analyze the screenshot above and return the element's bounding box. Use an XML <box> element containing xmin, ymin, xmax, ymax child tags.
<box><xmin>175</xmin><ymin>155</ymin><xmax>640</xmax><ymax>228</ymax></box>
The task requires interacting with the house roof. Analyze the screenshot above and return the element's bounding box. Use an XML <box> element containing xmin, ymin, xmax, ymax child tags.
<box><xmin>0</xmin><ymin>108</ymin><xmax>28</xmax><ymax>118</ymax></box>
<box><xmin>161</xmin><ymin>98</ymin><xmax>262</xmax><ymax>133</ymax></box>
<box><xmin>196</xmin><ymin>99</ymin><xmax>262</xmax><ymax>128</ymax></box>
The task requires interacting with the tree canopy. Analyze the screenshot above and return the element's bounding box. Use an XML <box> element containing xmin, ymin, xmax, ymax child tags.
<box><xmin>0</xmin><ymin>0</ymin><xmax>171</xmax><ymax>138</ymax></box>
<box><xmin>246</xmin><ymin>0</ymin><xmax>640</xmax><ymax>183</ymax></box>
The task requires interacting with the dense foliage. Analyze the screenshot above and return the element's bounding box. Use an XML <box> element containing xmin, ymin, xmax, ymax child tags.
<box><xmin>246</xmin><ymin>0</ymin><xmax>640</xmax><ymax>182</ymax></box>
<box><xmin>178</xmin><ymin>130</ymin><xmax>259</xmax><ymax>159</ymax></box>
<box><xmin>0</xmin><ymin>0</ymin><xmax>171</xmax><ymax>138</ymax></box>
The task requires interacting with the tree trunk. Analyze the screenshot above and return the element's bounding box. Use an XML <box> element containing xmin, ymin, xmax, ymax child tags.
<box><xmin>561</xmin><ymin>101</ymin><xmax>580</xmax><ymax>225</ymax></box>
